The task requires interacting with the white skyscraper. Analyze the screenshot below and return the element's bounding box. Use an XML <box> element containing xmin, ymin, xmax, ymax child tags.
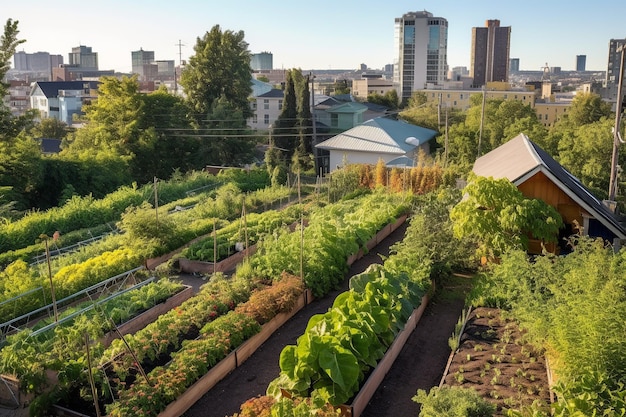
<box><xmin>393</xmin><ymin>11</ymin><xmax>448</xmax><ymax>101</ymax></box>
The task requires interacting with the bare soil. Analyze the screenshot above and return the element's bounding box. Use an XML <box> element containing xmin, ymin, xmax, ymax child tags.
<box><xmin>443</xmin><ymin>307</ymin><xmax>551</xmax><ymax>416</ymax></box>
<box><xmin>181</xmin><ymin>221</ymin><xmax>472</xmax><ymax>417</ymax></box>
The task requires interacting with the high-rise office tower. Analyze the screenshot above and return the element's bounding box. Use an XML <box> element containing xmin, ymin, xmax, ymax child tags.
<box><xmin>509</xmin><ymin>58</ymin><xmax>520</xmax><ymax>73</ymax></box>
<box><xmin>470</xmin><ymin>20</ymin><xmax>511</xmax><ymax>87</ymax></box>
<box><xmin>606</xmin><ymin>39</ymin><xmax>626</xmax><ymax>103</ymax></box>
<box><xmin>68</xmin><ymin>45</ymin><xmax>98</xmax><ymax>71</ymax></box>
<box><xmin>576</xmin><ymin>55</ymin><xmax>586</xmax><ymax>72</ymax></box>
<box><xmin>393</xmin><ymin>11</ymin><xmax>448</xmax><ymax>101</ymax></box>
<box><xmin>251</xmin><ymin>52</ymin><xmax>273</xmax><ymax>71</ymax></box>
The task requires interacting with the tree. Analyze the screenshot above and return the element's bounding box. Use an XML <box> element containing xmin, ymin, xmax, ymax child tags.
<box><xmin>32</xmin><ymin>118</ymin><xmax>70</xmax><ymax>140</ymax></box>
<box><xmin>272</xmin><ymin>69</ymin><xmax>298</xmax><ymax>156</ymax></box>
<box><xmin>0</xmin><ymin>19</ymin><xmax>25</xmax><ymax>97</ymax></box>
<box><xmin>132</xmin><ymin>86</ymin><xmax>197</xmax><ymax>182</ymax></box>
<box><xmin>65</xmin><ymin>75</ymin><xmax>143</xmax><ymax>156</ymax></box>
<box><xmin>450</xmin><ymin>174</ymin><xmax>563</xmax><ymax>261</ymax></box>
<box><xmin>367</xmin><ymin>90</ymin><xmax>399</xmax><ymax>110</ymax></box>
<box><xmin>180</xmin><ymin>25</ymin><xmax>252</xmax><ymax>123</ymax></box>
<box><xmin>0</xmin><ymin>19</ymin><xmax>42</xmax><ymax>209</ymax></box>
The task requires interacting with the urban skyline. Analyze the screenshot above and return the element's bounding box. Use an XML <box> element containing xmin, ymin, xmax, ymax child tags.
<box><xmin>4</xmin><ymin>0</ymin><xmax>626</xmax><ymax>74</ymax></box>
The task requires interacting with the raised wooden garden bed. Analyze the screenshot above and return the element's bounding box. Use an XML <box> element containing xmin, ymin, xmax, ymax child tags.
<box><xmin>341</xmin><ymin>288</ymin><xmax>431</xmax><ymax>417</ymax></box>
<box><xmin>157</xmin><ymin>288</ymin><xmax>313</xmax><ymax>417</ymax></box>
<box><xmin>178</xmin><ymin>245</ymin><xmax>257</xmax><ymax>274</ymax></box>
<box><xmin>100</xmin><ymin>284</ymin><xmax>193</xmax><ymax>347</ymax></box>
<box><xmin>347</xmin><ymin>214</ymin><xmax>408</xmax><ymax>266</ymax></box>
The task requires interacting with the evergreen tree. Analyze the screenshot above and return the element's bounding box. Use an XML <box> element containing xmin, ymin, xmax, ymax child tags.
<box><xmin>273</xmin><ymin>69</ymin><xmax>298</xmax><ymax>156</ymax></box>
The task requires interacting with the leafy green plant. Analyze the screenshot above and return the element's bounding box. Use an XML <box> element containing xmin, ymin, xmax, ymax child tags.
<box><xmin>413</xmin><ymin>386</ymin><xmax>496</xmax><ymax>417</ymax></box>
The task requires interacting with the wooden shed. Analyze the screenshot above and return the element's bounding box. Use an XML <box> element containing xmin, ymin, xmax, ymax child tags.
<box><xmin>473</xmin><ymin>133</ymin><xmax>626</xmax><ymax>253</ymax></box>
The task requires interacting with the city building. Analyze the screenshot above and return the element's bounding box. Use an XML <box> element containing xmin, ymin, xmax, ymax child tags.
<box><xmin>131</xmin><ymin>48</ymin><xmax>155</xmax><ymax>79</ymax></box>
<box><xmin>470</xmin><ymin>20</ymin><xmax>511</xmax><ymax>87</ymax></box>
<box><xmin>510</xmin><ymin>58</ymin><xmax>520</xmax><ymax>73</ymax></box>
<box><xmin>5</xmin><ymin>80</ymin><xmax>31</xmax><ymax>116</ymax></box>
<box><xmin>576</xmin><ymin>55</ymin><xmax>586</xmax><ymax>72</ymax></box>
<box><xmin>251</xmin><ymin>52</ymin><xmax>273</xmax><ymax>71</ymax></box>
<box><xmin>393</xmin><ymin>11</ymin><xmax>448</xmax><ymax>101</ymax></box>
<box><xmin>351</xmin><ymin>74</ymin><xmax>395</xmax><ymax>99</ymax></box>
<box><xmin>68</xmin><ymin>45</ymin><xmax>98</xmax><ymax>71</ymax></box>
<box><xmin>605</xmin><ymin>38</ymin><xmax>626</xmax><ymax>104</ymax></box>
<box><xmin>11</xmin><ymin>51</ymin><xmax>64</xmax><ymax>81</ymax></box>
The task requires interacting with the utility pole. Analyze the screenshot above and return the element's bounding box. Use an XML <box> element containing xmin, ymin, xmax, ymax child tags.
<box><xmin>309</xmin><ymin>72</ymin><xmax>318</xmax><ymax>173</ymax></box>
<box><xmin>609</xmin><ymin>43</ymin><xmax>625</xmax><ymax>203</ymax></box>
<box><xmin>174</xmin><ymin>39</ymin><xmax>185</xmax><ymax>95</ymax></box>
<box><xmin>477</xmin><ymin>86</ymin><xmax>486</xmax><ymax>158</ymax></box>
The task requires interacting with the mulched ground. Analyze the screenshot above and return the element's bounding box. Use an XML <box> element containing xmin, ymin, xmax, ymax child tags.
<box><xmin>443</xmin><ymin>307</ymin><xmax>551</xmax><ymax>416</ymax></box>
<box><xmin>181</xmin><ymin>221</ymin><xmax>471</xmax><ymax>417</ymax></box>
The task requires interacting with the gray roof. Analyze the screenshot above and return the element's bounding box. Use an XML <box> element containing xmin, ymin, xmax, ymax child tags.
<box><xmin>32</xmin><ymin>81</ymin><xmax>100</xmax><ymax>98</ymax></box>
<box><xmin>258</xmin><ymin>89</ymin><xmax>284</xmax><ymax>98</ymax></box>
<box><xmin>315</xmin><ymin>117</ymin><xmax>437</xmax><ymax>154</ymax></box>
<box><xmin>473</xmin><ymin>133</ymin><xmax>626</xmax><ymax>240</ymax></box>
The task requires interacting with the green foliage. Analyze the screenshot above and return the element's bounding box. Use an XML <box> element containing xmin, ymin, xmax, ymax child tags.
<box><xmin>450</xmin><ymin>175</ymin><xmax>563</xmax><ymax>260</ymax></box>
<box><xmin>181</xmin><ymin>24</ymin><xmax>252</xmax><ymax>121</ymax></box>
<box><xmin>269</xmin><ymin>263</ymin><xmax>427</xmax><ymax>406</ymax></box>
<box><xmin>413</xmin><ymin>386</ymin><xmax>496</xmax><ymax>417</ymax></box>
<box><xmin>0</xmin><ymin>19</ymin><xmax>25</xmax><ymax>95</ymax></box>
<box><xmin>117</xmin><ymin>201</ymin><xmax>179</xmax><ymax>253</ymax></box>
<box><xmin>471</xmin><ymin>238</ymin><xmax>626</xmax><ymax>415</ymax></box>
<box><xmin>367</xmin><ymin>90</ymin><xmax>399</xmax><ymax>110</ymax></box>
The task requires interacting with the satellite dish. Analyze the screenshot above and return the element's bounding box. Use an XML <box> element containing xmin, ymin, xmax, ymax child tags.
<box><xmin>405</xmin><ymin>136</ymin><xmax>420</xmax><ymax>146</ymax></box>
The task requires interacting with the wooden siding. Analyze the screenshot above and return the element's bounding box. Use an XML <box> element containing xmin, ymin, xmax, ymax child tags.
<box><xmin>517</xmin><ymin>171</ymin><xmax>587</xmax><ymax>225</ymax></box>
<box><xmin>517</xmin><ymin>171</ymin><xmax>587</xmax><ymax>254</ymax></box>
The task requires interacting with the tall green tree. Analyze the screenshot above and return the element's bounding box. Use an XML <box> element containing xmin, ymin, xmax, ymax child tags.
<box><xmin>0</xmin><ymin>19</ymin><xmax>41</xmax><ymax>209</ymax></box>
<box><xmin>272</xmin><ymin>69</ymin><xmax>298</xmax><ymax>156</ymax></box>
<box><xmin>180</xmin><ymin>25</ymin><xmax>252</xmax><ymax>123</ymax></box>
<box><xmin>132</xmin><ymin>86</ymin><xmax>197</xmax><ymax>182</ymax></box>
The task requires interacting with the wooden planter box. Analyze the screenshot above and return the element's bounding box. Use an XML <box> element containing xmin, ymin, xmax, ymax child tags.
<box><xmin>157</xmin><ymin>288</ymin><xmax>313</xmax><ymax>417</ymax></box>
<box><xmin>347</xmin><ymin>214</ymin><xmax>407</xmax><ymax>266</ymax></box>
<box><xmin>178</xmin><ymin>245</ymin><xmax>258</xmax><ymax>274</ymax></box>
<box><xmin>341</xmin><ymin>290</ymin><xmax>431</xmax><ymax>417</ymax></box>
<box><xmin>100</xmin><ymin>285</ymin><xmax>193</xmax><ymax>347</ymax></box>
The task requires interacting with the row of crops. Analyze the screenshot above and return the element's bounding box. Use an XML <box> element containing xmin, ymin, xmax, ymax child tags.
<box><xmin>469</xmin><ymin>240</ymin><xmax>626</xmax><ymax>416</ymax></box>
<box><xmin>0</xmin><ymin>187</ymin><xmax>412</xmax><ymax>416</ymax></box>
<box><xmin>0</xmin><ymin>169</ymin><xmax>297</xmax><ymax>324</ymax></box>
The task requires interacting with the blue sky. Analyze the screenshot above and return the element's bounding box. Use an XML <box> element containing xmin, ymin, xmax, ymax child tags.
<box><xmin>4</xmin><ymin>0</ymin><xmax>625</xmax><ymax>73</ymax></box>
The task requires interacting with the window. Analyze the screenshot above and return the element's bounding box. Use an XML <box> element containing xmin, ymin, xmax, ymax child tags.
<box><xmin>252</xmin><ymin>114</ymin><xmax>257</xmax><ymax>123</ymax></box>
<box><xmin>264</xmin><ymin>114</ymin><xmax>269</xmax><ymax>124</ymax></box>
<box><xmin>278</xmin><ymin>100</ymin><xmax>283</xmax><ymax>110</ymax></box>
<box><xmin>264</xmin><ymin>99</ymin><xmax>269</xmax><ymax>110</ymax></box>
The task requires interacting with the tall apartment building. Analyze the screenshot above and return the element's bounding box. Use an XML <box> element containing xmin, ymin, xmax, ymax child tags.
<box><xmin>68</xmin><ymin>45</ymin><xmax>98</xmax><ymax>71</ymax></box>
<box><xmin>576</xmin><ymin>55</ymin><xmax>586</xmax><ymax>72</ymax></box>
<box><xmin>393</xmin><ymin>11</ymin><xmax>448</xmax><ymax>101</ymax></box>
<box><xmin>470</xmin><ymin>20</ymin><xmax>511</xmax><ymax>87</ymax></box>
<box><xmin>12</xmin><ymin>51</ymin><xmax>63</xmax><ymax>80</ymax></box>
<box><xmin>605</xmin><ymin>39</ymin><xmax>626</xmax><ymax>103</ymax></box>
<box><xmin>251</xmin><ymin>52</ymin><xmax>273</xmax><ymax>71</ymax></box>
